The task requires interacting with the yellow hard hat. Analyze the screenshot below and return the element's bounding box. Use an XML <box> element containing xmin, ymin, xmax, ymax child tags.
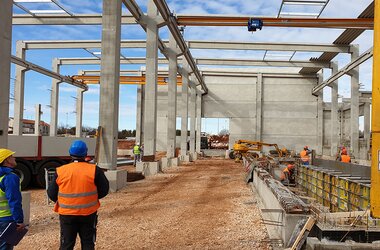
<box><xmin>0</xmin><ymin>149</ymin><xmax>16</xmax><ymax>164</ymax></box>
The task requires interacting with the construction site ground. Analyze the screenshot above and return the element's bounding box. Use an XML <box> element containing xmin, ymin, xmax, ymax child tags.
<box><xmin>17</xmin><ymin>158</ymin><xmax>270</xmax><ymax>249</ymax></box>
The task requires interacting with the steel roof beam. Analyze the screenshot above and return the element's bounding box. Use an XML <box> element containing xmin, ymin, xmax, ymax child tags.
<box><xmin>312</xmin><ymin>47</ymin><xmax>373</xmax><ymax>94</ymax></box>
<box><xmin>11</xmin><ymin>55</ymin><xmax>88</xmax><ymax>90</ymax></box>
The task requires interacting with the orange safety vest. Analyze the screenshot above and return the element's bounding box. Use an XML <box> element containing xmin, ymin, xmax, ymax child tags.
<box><xmin>341</xmin><ymin>155</ymin><xmax>351</xmax><ymax>163</ymax></box>
<box><xmin>280</xmin><ymin>168</ymin><xmax>290</xmax><ymax>181</ymax></box>
<box><xmin>54</xmin><ymin>162</ymin><xmax>100</xmax><ymax>216</ymax></box>
<box><xmin>300</xmin><ymin>150</ymin><xmax>310</xmax><ymax>163</ymax></box>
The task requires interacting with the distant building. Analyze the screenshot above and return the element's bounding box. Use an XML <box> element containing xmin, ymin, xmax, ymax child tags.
<box><xmin>8</xmin><ymin>117</ymin><xmax>50</xmax><ymax>135</ymax></box>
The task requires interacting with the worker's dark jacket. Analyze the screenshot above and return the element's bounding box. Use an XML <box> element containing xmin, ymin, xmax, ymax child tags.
<box><xmin>0</xmin><ymin>166</ymin><xmax>23</xmax><ymax>224</ymax></box>
<box><xmin>47</xmin><ymin>160</ymin><xmax>109</xmax><ymax>205</ymax></box>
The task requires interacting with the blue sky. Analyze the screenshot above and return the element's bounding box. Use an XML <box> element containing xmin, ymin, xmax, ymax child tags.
<box><xmin>9</xmin><ymin>0</ymin><xmax>374</xmax><ymax>134</ymax></box>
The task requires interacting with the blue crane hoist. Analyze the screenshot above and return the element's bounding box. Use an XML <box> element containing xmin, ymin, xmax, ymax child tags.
<box><xmin>248</xmin><ymin>18</ymin><xmax>263</xmax><ymax>32</ymax></box>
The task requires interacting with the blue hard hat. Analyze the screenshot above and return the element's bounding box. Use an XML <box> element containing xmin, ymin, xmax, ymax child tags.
<box><xmin>69</xmin><ymin>140</ymin><xmax>88</xmax><ymax>157</ymax></box>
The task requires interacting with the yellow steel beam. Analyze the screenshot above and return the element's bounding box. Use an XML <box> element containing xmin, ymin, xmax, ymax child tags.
<box><xmin>371</xmin><ymin>0</ymin><xmax>380</xmax><ymax>218</ymax></box>
<box><xmin>71</xmin><ymin>75</ymin><xmax>183</xmax><ymax>85</ymax></box>
<box><xmin>176</xmin><ymin>16</ymin><xmax>374</xmax><ymax>29</ymax></box>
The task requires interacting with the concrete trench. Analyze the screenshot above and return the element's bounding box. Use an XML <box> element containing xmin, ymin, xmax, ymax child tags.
<box><xmin>245</xmin><ymin>157</ymin><xmax>380</xmax><ymax>249</ymax></box>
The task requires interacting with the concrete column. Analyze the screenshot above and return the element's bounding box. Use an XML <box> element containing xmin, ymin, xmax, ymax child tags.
<box><xmin>189</xmin><ymin>85</ymin><xmax>196</xmax><ymax>154</ymax></box>
<box><xmin>364</xmin><ymin>102</ymin><xmax>371</xmax><ymax>159</ymax></box>
<box><xmin>0</xmin><ymin>0</ymin><xmax>12</xmax><ymax>147</ymax></box>
<box><xmin>136</xmin><ymin>85</ymin><xmax>144</xmax><ymax>144</ymax></box>
<box><xmin>350</xmin><ymin>45</ymin><xmax>360</xmax><ymax>158</ymax></box>
<box><xmin>13</xmin><ymin>41</ymin><xmax>27</xmax><ymax>136</ymax></box>
<box><xmin>34</xmin><ymin>104</ymin><xmax>41</xmax><ymax>136</ymax></box>
<box><xmin>49</xmin><ymin>59</ymin><xmax>61</xmax><ymax>137</ymax></box>
<box><xmin>142</xmin><ymin>0</ymin><xmax>159</xmax><ymax>161</ymax></box>
<box><xmin>180</xmin><ymin>62</ymin><xmax>189</xmax><ymax>156</ymax></box>
<box><xmin>196</xmin><ymin>92</ymin><xmax>202</xmax><ymax>154</ymax></box>
<box><xmin>256</xmin><ymin>73</ymin><xmax>263</xmax><ymax>141</ymax></box>
<box><xmin>330</xmin><ymin>62</ymin><xmax>339</xmax><ymax>156</ymax></box>
<box><xmin>317</xmin><ymin>74</ymin><xmax>324</xmax><ymax>155</ymax></box>
<box><xmin>75</xmin><ymin>89</ymin><xmax>84</xmax><ymax>137</ymax></box>
<box><xmin>98</xmin><ymin>0</ymin><xmax>122</xmax><ymax>170</ymax></box>
<box><xmin>166</xmin><ymin>33</ymin><xmax>178</xmax><ymax>158</ymax></box>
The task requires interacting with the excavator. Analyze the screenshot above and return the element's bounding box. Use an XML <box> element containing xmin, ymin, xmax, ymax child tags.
<box><xmin>230</xmin><ymin>140</ymin><xmax>289</xmax><ymax>161</ymax></box>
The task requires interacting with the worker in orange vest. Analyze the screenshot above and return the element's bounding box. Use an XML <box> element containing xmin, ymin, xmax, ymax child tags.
<box><xmin>280</xmin><ymin>164</ymin><xmax>296</xmax><ymax>185</ymax></box>
<box><xmin>338</xmin><ymin>149</ymin><xmax>351</xmax><ymax>163</ymax></box>
<box><xmin>300</xmin><ymin>146</ymin><xmax>312</xmax><ymax>165</ymax></box>
<box><xmin>48</xmin><ymin>140</ymin><xmax>109</xmax><ymax>250</ymax></box>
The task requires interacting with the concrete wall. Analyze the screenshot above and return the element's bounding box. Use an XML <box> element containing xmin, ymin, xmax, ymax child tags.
<box><xmin>155</xmin><ymin>68</ymin><xmax>319</xmax><ymax>153</ymax></box>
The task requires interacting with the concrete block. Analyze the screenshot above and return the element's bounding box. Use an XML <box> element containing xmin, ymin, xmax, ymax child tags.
<box><xmin>136</xmin><ymin>161</ymin><xmax>160</xmax><ymax>176</ymax></box>
<box><xmin>105</xmin><ymin>169</ymin><xmax>128</xmax><ymax>193</ymax></box>
<box><xmin>22</xmin><ymin>191</ymin><xmax>31</xmax><ymax>225</ymax></box>
<box><xmin>160</xmin><ymin>157</ymin><xmax>170</xmax><ymax>169</ymax></box>
<box><xmin>180</xmin><ymin>155</ymin><xmax>190</xmax><ymax>163</ymax></box>
<box><xmin>170</xmin><ymin>157</ymin><xmax>179</xmax><ymax>167</ymax></box>
<box><xmin>189</xmin><ymin>152</ymin><xmax>197</xmax><ymax>161</ymax></box>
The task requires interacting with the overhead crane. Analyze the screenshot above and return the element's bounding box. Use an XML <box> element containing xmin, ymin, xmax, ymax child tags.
<box><xmin>176</xmin><ymin>16</ymin><xmax>374</xmax><ymax>29</ymax></box>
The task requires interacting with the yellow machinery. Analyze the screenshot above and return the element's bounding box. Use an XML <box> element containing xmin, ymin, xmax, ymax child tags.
<box><xmin>231</xmin><ymin>140</ymin><xmax>288</xmax><ymax>160</ymax></box>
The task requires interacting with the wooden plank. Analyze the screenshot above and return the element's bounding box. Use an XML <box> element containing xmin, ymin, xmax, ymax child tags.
<box><xmin>290</xmin><ymin>217</ymin><xmax>316</xmax><ymax>250</ymax></box>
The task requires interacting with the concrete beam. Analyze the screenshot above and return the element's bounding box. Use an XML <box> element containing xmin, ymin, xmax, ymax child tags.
<box><xmin>0</xmin><ymin>0</ymin><xmax>13</xmax><ymax>146</ymax></box>
<box><xmin>21</xmin><ymin>39</ymin><xmax>352</xmax><ymax>55</ymax></box>
<box><xmin>188</xmin><ymin>40</ymin><xmax>351</xmax><ymax>53</ymax></box>
<box><xmin>58</xmin><ymin>57</ymin><xmax>169</xmax><ymax>65</ymax></box>
<box><xmin>196</xmin><ymin>58</ymin><xmax>330</xmax><ymax>68</ymax></box>
<box><xmin>312</xmin><ymin>47</ymin><xmax>373</xmax><ymax>94</ymax></box>
<box><xmin>11</xmin><ymin>56</ymin><xmax>87</xmax><ymax>90</ymax></box>
<box><xmin>12</xmin><ymin>14</ymin><xmax>136</xmax><ymax>25</ymax></box>
<box><xmin>98</xmin><ymin>0</ymin><xmax>122</xmax><ymax>170</ymax></box>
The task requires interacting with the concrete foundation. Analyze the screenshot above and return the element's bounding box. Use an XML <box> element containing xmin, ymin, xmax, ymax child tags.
<box><xmin>161</xmin><ymin>157</ymin><xmax>180</xmax><ymax>169</ymax></box>
<box><xmin>189</xmin><ymin>152</ymin><xmax>198</xmax><ymax>161</ymax></box>
<box><xmin>105</xmin><ymin>169</ymin><xmax>128</xmax><ymax>192</ymax></box>
<box><xmin>180</xmin><ymin>155</ymin><xmax>190</xmax><ymax>163</ymax></box>
<box><xmin>22</xmin><ymin>191</ymin><xmax>31</xmax><ymax>225</ymax></box>
<box><xmin>136</xmin><ymin>161</ymin><xmax>160</xmax><ymax>176</ymax></box>
<box><xmin>306</xmin><ymin>237</ymin><xmax>380</xmax><ymax>250</ymax></box>
<box><xmin>251</xmin><ymin>169</ymin><xmax>308</xmax><ymax>245</ymax></box>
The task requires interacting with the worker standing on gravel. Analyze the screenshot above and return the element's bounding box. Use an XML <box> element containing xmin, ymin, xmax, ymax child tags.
<box><xmin>47</xmin><ymin>140</ymin><xmax>109</xmax><ymax>250</ymax></box>
<box><xmin>133</xmin><ymin>142</ymin><xmax>142</xmax><ymax>166</ymax></box>
<box><xmin>300</xmin><ymin>146</ymin><xmax>312</xmax><ymax>165</ymax></box>
<box><xmin>0</xmin><ymin>148</ymin><xmax>26</xmax><ymax>249</ymax></box>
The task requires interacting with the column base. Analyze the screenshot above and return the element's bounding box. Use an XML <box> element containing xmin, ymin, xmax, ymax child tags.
<box><xmin>22</xmin><ymin>191</ymin><xmax>31</xmax><ymax>225</ymax></box>
<box><xmin>160</xmin><ymin>157</ymin><xmax>180</xmax><ymax>169</ymax></box>
<box><xmin>104</xmin><ymin>170</ymin><xmax>128</xmax><ymax>192</ymax></box>
<box><xmin>180</xmin><ymin>155</ymin><xmax>190</xmax><ymax>163</ymax></box>
<box><xmin>136</xmin><ymin>161</ymin><xmax>161</xmax><ymax>176</ymax></box>
<box><xmin>189</xmin><ymin>152</ymin><xmax>198</xmax><ymax>161</ymax></box>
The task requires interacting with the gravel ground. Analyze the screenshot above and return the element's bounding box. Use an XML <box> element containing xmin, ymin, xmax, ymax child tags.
<box><xmin>16</xmin><ymin>158</ymin><xmax>270</xmax><ymax>249</ymax></box>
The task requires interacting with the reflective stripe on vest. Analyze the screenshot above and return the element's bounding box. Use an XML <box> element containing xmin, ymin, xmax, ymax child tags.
<box><xmin>55</xmin><ymin>162</ymin><xmax>100</xmax><ymax>216</ymax></box>
<box><xmin>300</xmin><ymin>150</ymin><xmax>309</xmax><ymax>162</ymax></box>
<box><xmin>133</xmin><ymin>145</ymin><xmax>140</xmax><ymax>154</ymax></box>
<box><xmin>0</xmin><ymin>174</ymin><xmax>18</xmax><ymax>217</ymax></box>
